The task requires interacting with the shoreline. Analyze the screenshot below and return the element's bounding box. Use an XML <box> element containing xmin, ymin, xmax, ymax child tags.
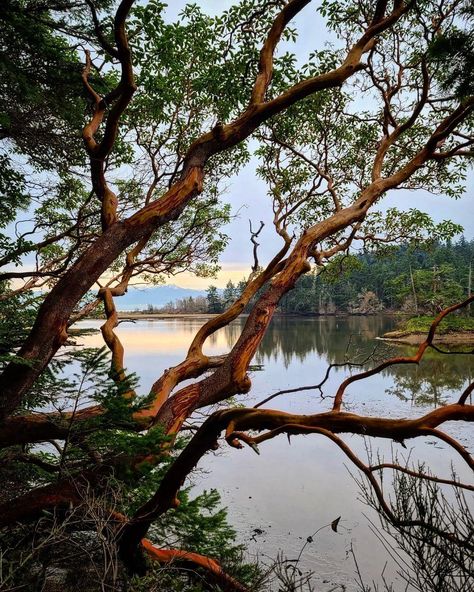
<box><xmin>379</xmin><ymin>330</ymin><xmax>474</xmax><ymax>346</ymax></box>
<box><xmin>116</xmin><ymin>312</ymin><xmax>240</xmax><ymax>320</ymax></box>
<box><xmin>82</xmin><ymin>312</ymin><xmax>474</xmax><ymax>345</ymax></box>
<box><xmin>114</xmin><ymin>311</ymin><xmax>403</xmax><ymax>321</ymax></box>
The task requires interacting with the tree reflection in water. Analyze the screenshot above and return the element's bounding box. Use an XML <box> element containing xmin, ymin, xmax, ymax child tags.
<box><xmin>214</xmin><ymin>315</ymin><xmax>473</xmax><ymax>406</ymax></box>
<box><xmin>385</xmin><ymin>352</ymin><xmax>473</xmax><ymax>407</ymax></box>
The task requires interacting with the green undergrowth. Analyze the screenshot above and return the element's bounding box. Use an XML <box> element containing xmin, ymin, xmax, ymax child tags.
<box><xmin>400</xmin><ymin>315</ymin><xmax>474</xmax><ymax>334</ymax></box>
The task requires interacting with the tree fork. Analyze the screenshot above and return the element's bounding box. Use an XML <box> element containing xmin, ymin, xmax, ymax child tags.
<box><xmin>117</xmin><ymin>401</ymin><xmax>474</xmax><ymax>556</ymax></box>
<box><xmin>0</xmin><ymin>1</ymin><xmax>411</xmax><ymax>419</ymax></box>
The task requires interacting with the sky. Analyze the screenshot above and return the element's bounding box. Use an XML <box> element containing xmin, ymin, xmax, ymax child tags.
<box><xmin>8</xmin><ymin>1</ymin><xmax>473</xmax><ymax>291</ymax></box>
<box><xmin>160</xmin><ymin>0</ymin><xmax>474</xmax><ymax>289</ymax></box>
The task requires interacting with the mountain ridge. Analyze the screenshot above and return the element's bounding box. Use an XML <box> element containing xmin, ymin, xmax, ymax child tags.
<box><xmin>117</xmin><ymin>285</ymin><xmax>206</xmax><ymax>311</ymax></box>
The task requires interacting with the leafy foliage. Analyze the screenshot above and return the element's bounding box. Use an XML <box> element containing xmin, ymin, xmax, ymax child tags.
<box><xmin>400</xmin><ymin>315</ymin><xmax>474</xmax><ymax>334</ymax></box>
<box><xmin>279</xmin><ymin>238</ymin><xmax>474</xmax><ymax>315</ymax></box>
<box><xmin>428</xmin><ymin>1</ymin><xmax>474</xmax><ymax>98</ymax></box>
<box><xmin>0</xmin><ymin>0</ymin><xmax>87</xmax><ymax>170</ymax></box>
<box><xmin>1</xmin><ymin>1</ymin><xmax>473</xmax><ymax>590</ymax></box>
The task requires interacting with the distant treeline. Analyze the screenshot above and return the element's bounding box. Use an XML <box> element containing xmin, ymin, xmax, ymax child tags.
<box><xmin>151</xmin><ymin>238</ymin><xmax>474</xmax><ymax>316</ymax></box>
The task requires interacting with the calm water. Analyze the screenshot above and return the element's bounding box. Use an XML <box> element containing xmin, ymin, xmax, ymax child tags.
<box><xmin>78</xmin><ymin>315</ymin><xmax>473</xmax><ymax>591</ymax></box>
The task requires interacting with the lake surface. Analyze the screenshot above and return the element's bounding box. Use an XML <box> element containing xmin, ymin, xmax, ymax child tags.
<box><xmin>78</xmin><ymin>315</ymin><xmax>473</xmax><ymax>591</ymax></box>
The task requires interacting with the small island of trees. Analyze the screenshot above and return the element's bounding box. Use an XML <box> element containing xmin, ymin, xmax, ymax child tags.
<box><xmin>1</xmin><ymin>1</ymin><xmax>473</xmax><ymax>591</ymax></box>
<box><xmin>148</xmin><ymin>238</ymin><xmax>474</xmax><ymax>319</ymax></box>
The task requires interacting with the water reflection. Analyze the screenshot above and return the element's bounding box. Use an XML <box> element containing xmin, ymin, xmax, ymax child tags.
<box><xmin>77</xmin><ymin>315</ymin><xmax>473</xmax><ymax>591</ymax></box>
<box><xmin>254</xmin><ymin>316</ymin><xmax>394</xmax><ymax>367</ymax></box>
<box><xmin>212</xmin><ymin>315</ymin><xmax>473</xmax><ymax>407</ymax></box>
<box><xmin>79</xmin><ymin>315</ymin><xmax>473</xmax><ymax>407</ymax></box>
<box><xmin>385</xmin><ymin>353</ymin><xmax>473</xmax><ymax>406</ymax></box>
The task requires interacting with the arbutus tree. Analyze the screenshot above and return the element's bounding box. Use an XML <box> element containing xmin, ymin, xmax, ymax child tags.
<box><xmin>0</xmin><ymin>0</ymin><xmax>473</xmax><ymax>590</ymax></box>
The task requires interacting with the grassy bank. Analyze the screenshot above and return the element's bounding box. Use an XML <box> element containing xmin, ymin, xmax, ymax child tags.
<box><xmin>401</xmin><ymin>315</ymin><xmax>474</xmax><ymax>334</ymax></box>
<box><xmin>381</xmin><ymin>314</ymin><xmax>474</xmax><ymax>345</ymax></box>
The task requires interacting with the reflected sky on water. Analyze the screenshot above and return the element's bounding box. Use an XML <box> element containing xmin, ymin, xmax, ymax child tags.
<box><xmin>78</xmin><ymin>315</ymin><xmax>473</xmax><ymax>591</ymax></box>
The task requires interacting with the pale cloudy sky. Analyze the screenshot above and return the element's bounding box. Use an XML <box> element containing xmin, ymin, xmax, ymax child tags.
<box><xmin>12</xmin><ymin>0</ymin><xmax>474</xmax><ymax>289</ymax></box>
<box><xmin>13</xmin><ymin>1</ymin><xmax>472</xmax><ymax>291</ymax></box>
<box><xmin>163</xmin><ymin>1</ymin><xmax>474</xmax><ymax>289</ymax></box>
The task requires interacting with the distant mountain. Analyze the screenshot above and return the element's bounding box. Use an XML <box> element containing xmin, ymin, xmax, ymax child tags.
<box><xmin>117</xmin><ymin>285</ymin><xmax>206</xmax><ymax>311</ymax></box>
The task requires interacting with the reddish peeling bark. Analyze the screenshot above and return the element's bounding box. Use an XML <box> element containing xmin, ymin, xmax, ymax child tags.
<box><xmin>1</xmin><ymin>405</ymin><xmax>472</xmax><ymax>528</ymax></box>
<box><xmin>0</xmin><ymin>0</ymin><xmax>412</xmax><ymax>420</ymax></box>
<box><xmin>153</xmin><ymin>109</ymin><xmax>474</xmax><ymax>432</ymax></box>
<box><xmin>333</xmin><ymin>294</ymin><xmax>474</xmax><ymax>411</ymax></box>
<box><xmin>2</xmin><ymin>4</ymin><xmax>473</xmax><ymax>587</ymax></box>
<box><xmin>142</xmin><ymin>539</ymin><xmax>249</xmax><ymax>592</ymax></box>
<box><xmin>118</xmin><ymin>402</ymin><xmax>474</xmax><ymax>556</ymax></box>
<box><xmin>0</xmin><ymin>475</ymin><xmax>89</xmax><ymax>528</ymax></box>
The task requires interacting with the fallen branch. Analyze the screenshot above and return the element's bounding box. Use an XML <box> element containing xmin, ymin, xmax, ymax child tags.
<box><xmin>142</xmin><ymin>539</ymin><xmax>249</xmax><ymax>592</ymax></box>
